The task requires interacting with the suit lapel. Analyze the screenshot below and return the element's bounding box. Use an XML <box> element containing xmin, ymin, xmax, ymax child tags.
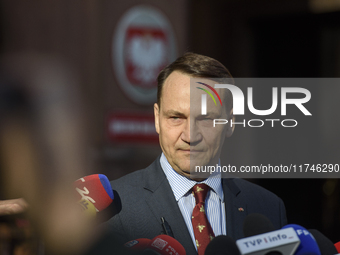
<box><xmin>141</xmin><ymin>159</ymin><xmax>248</xmax><ymax>252</ymax></box>
<box><xmin>143</xmin><ymin>158</ymin><xmax>197</xmax><ymax>255</ymax></box>
<box><xmin>222</xmin><ymin>178</ymin><xmax>248</xmax><ymax>241</ymax></box>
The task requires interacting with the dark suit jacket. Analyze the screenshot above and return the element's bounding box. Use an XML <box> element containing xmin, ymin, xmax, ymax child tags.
<box><xmin>106</xmin><ymin>157</ymin><xmax>287</xmax><ymax>254</ymax></box>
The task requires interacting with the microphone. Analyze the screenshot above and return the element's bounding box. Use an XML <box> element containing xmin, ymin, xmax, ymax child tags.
<box><xmin>243</xmin><ymin>213</ymin><xmax>276</xmax><ymax>237</ymax></box>
<box><xmin>204</xmin><ymin>235</ymin><xmax>240</xmax><ymax>255</ymax></box>
<box><xmin>308</xmin><ymin>229</ymin><xmax>338</xmax><ymax>255</ymax></box>
<box><xmin>334</xmin><ymin>241</ymin><xmax>340</xmax><ymax>253</ymax></box>
<box><xmin>124</xmin><ymin>238</ymin><xmax>151</xmax><ymax>253</ymax></box>
<box><xmin>74</xmin><ymin>174</ymin><xmax>114</xmax><ymax>212</ymax></box>
<box><xmin>282</xmin><ymin>224</ymin><xmax>321</xmax><ymax>255</ymax></box>
<box><xmin>236</xmin><ymin>227</ymin><xmax>300</xmax><ymax>255</ymax></box>
<box><xmin>143</xmin><ymin>235</ymin><xmax>186</xmax><ymax>255</ymax></box>
<box><xmin>77</xmin><ymin>199</ymin><xmax>97</xmax><ymax>218</ymax></box>
<box><xmin>239</xmin><ymin>214</ymin><xmax>300</xmax><ymax>255</ymax></box>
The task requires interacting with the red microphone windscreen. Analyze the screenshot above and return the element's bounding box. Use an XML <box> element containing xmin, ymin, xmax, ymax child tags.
<box><xmin>124</xmin><ymin>238</ymin><xmax>151</xmax><ymax>252</ymax></box>
<box><xmin>147</xmin><ymin>235</ymin><xmax>186</xmax><ymax>255</ymax></box>
<box><xmin>334</xmin><ymin>241</ymin><xmax>340</xmax><ymax>253</ymax></box>
<box><xmin>74</xmin><ymin>174</ymin><xmax>113</xmax><ymax>212</ymax></box>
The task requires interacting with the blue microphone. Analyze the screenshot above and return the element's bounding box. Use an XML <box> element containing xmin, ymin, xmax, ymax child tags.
<box><xmin>282</xmin><ymin>224</ymin><xmax>321</xmax><ymax>255</ymax></box>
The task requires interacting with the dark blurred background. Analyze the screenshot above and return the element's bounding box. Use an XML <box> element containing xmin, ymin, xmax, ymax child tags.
<box><xmin>0</xmin><ymin>0</ymin><xmax>340</xmax><ymax>245</ymax></box>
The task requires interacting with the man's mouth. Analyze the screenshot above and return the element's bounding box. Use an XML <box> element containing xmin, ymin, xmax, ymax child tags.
<box><xmin>178</xmin><ymin>149</ymin><xmax>203</xmax><ymax>153</ymax></box>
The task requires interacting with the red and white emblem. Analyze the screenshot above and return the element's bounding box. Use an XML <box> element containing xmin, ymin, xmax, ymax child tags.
<box><xmin>113</xmin><ymin>5</ymin><xmax>177</xmax><ymax>105</ymax></box>
<box><xmin>125</xmin><ymin>26</ymin><xmax>167</xmax><ymax>87</ymax></box>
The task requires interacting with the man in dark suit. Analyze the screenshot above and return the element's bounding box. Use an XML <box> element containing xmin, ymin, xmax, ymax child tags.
<box><xmin>106</xmin><ymin>53</ymin><xmax>287</xmax><ymax>254</ymax></box>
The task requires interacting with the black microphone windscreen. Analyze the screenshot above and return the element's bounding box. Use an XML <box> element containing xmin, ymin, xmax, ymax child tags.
<box><xmin>308</xmin><ymin>229</ymin><xmax>337</xmax><ymax>255</ymax></box>
<box><xmin>205</xmin><ymin>235</ymin><xmax>240</xmax><ymax>255</ymax></box>
<box><xmin>142</xmin><ymin>249</ymin><xmax>161</xmax><ymax>255</ymax></box>
<box><xmin>243</xmin><ymin>213</ymin><xmax>276</xmax><ymax>237</ymax></box>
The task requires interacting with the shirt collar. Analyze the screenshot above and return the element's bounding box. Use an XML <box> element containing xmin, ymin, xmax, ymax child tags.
<box><xmin>160</xmin><ymin>153</ymin><xmax>224</xmax><ymax>202</ymax></box>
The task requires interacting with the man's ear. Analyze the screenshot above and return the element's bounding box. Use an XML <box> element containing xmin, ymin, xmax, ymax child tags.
<box><xmin>226</xmin><ymin>108</ymin><xmax>235</xmax><ymax>138</ymax></box>
<box><xmin>154</xmin><ymin>103</ymin><xmax>160</xmax><ymax>134</ymax></box>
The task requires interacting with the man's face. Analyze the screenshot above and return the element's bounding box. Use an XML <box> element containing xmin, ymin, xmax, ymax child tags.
<box><xmin>154</xmin><ymin>71</ymin><xmax>234</xmax><ymax>180</ymax></box>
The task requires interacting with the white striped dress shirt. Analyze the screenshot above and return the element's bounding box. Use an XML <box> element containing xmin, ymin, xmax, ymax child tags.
<box><xmin>160</xmin><ymin>153</ymin><xmax>227</xmax><ymax>251</ymax></box>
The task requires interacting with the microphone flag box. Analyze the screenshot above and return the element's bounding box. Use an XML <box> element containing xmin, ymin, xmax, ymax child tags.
<box><xmin>236</xmin><ymin>227</ymin><xmax>300</xmax><ymax>255</ymax></box>
<box><xmin>74</xmin><ymin>174</ymin><xmax>114</xmax><ymax>212</ymax></box>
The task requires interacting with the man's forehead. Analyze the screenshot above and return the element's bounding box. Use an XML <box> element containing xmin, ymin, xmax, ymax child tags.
<box><xmin>160</xmin><ymin>72</ymin><xmax>228</xmax><ymax>110</ymax></box>
<box><xmin>160</xmin><ymin>72</ymin><xmax>190</xmax><ymax>104</ymax></box>
<box><xmin>163</xmin><ymin>71</ymin><xmax>190</xmax><ymax>91</ymax></box>
<box><xmin>162</xmin><ymin>72</ymin><xmax>226</xmax><ymax>96</ymax></box>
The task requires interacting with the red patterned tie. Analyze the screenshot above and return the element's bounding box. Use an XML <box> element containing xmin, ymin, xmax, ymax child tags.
<box><xmin>191</xmin><ymin>184</ymin><xmax>215</xmax><ymax>255</ymax></box>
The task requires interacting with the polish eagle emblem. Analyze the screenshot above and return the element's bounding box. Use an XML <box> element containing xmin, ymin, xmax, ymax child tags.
<box><xmin>125</xmin><ymin>27</ymin><xmax>167</xmax><ymax>87</ymax></box>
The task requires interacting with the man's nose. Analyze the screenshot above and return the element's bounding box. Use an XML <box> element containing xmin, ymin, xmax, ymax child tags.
<box><xmin>180</xmin><ymin>118</ymin><xmax>190</xmax><ymax>144</ymax></box>
<box><xmin>181</xmin><ymin>118</ymin><xmax>202</xmax><ymax>145</ymax></box>
<box><xmin>190</xmin><ymin>120</ymin><xmax>203</xmax><ymax>145</ymax></box>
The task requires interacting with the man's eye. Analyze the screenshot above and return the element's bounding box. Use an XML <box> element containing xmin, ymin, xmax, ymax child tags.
<box><xmin>169</xmin><ymin>116</ymin><xmax>183</xmax><ymax>124</ymax></box>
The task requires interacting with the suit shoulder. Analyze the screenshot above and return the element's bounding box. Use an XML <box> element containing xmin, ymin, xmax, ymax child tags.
<box><xmin>110</xmin><ymin>157</ymin><xmax>160</xmax><ymax>189</ymax></box>
<box><xmin>110</xmin><ymin>167</ymin><xmax>147</xmax><ymax>188</ymax></box>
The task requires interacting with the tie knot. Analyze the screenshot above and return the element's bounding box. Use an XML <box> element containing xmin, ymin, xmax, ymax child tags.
<box><xmin>192</xmin><ymin>184</ymin><xmax>210</xmax><ymax>204</ymax></box>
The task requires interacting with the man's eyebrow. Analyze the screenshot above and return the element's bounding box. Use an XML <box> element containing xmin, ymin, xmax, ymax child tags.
<box><xmin>163</xmin><ymin>110</ymin><xmax>186</xmax><ymax>117</ymax></box>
